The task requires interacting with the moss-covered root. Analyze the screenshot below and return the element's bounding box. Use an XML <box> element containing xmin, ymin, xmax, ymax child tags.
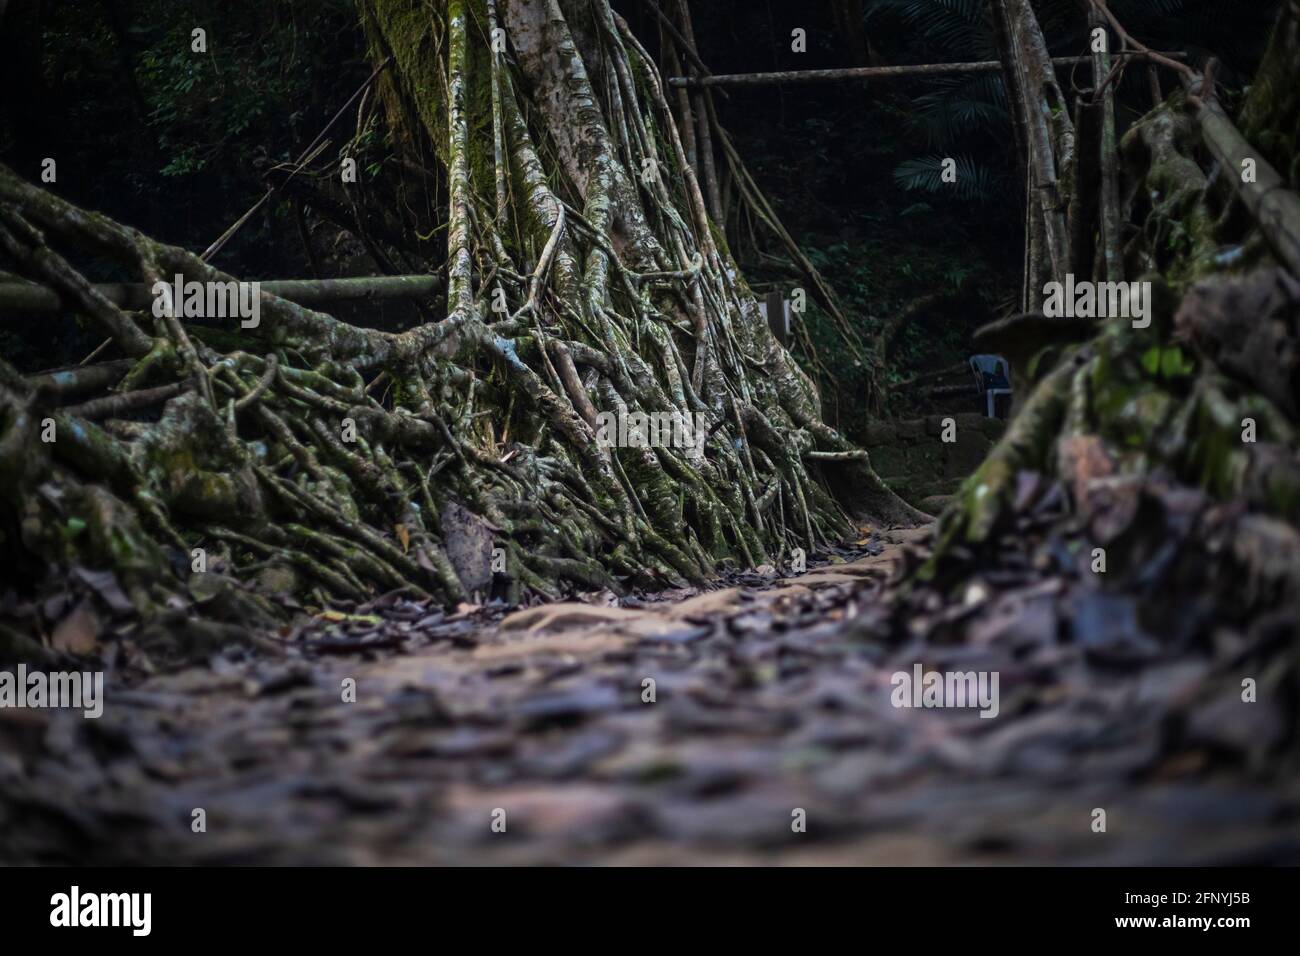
<box><xmin>927</xmin><ymin>350</ymin><xmax>1079</xmax><ymax>562</ymax></box>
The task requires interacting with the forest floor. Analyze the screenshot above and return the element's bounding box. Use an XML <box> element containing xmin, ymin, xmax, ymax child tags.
<box><xmin>3</xmin><ymin>515</ymin><xmax>1297</xmax><ymax>866</ymax></box>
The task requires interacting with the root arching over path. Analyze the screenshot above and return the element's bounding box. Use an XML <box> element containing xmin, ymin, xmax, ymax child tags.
<box><xmin>0</xmin><ymin>0</ymin><xmax>921</xmax><ymax>653</ymax></box>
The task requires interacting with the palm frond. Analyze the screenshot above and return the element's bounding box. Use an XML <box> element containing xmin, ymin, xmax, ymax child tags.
<box><xmin>911</xmin><ymin>73</ymin><xmax>1008</xmax><ymax>146</ymax></box>
<box><xmin>892</xmin><ymin>154</ymin><xmax>1006</xmax><ymax>202</ymax></box>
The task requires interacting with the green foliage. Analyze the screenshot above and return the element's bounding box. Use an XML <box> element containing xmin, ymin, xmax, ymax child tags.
<box><xmin>22</xmin><ymin>0</ymin><xmax>364</xmax><ymax>258</ymax></box>
<box><xmin>866</xmin><ymin>0</ymin><xmax>997</xmax><ymax>60</ymax></box>
<box><xmin>865</xmin><ymin>0</ymin><xmax>1278</xmax><ymax>207</ymax></box>
<box><xmin>865</xmin><ymin>0</ymin><xmax>1007</xmax><ymax>206</ymax></box>
<box><xmin>1141</xmin><ymin>344</ymin><xmax>1197</xmax><ymax>380</ymax></box>
<box><xmin>911</xmin><ymin>74</ymin><xmax>1007</xmax><ymax>146</ymax></box>
<box><xmin>893</xmin><ymin>154</ymin><xmax>1007</xmax><ymax>202</ymax></box>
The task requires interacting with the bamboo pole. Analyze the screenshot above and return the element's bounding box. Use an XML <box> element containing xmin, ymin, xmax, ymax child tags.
<box><xmin>1091</xmin><ymin>7</ymin><xmax>1123</xmax><ymax>283</ymax></box>
<box><xmin>1067</xmin><ymin>93</ymin><xmax>1101</xmax><ymax>279</ymax></box>
<box><xmin>660</xmin><ymin>19</ymin><xmax>698</xmax><ymax>174</ymax></box>
<box><xmin>0</xmin><ymin>274</ymin><xmax>445</xmax><ymax>316</ymax></box>
<box><xmin>1147</xmin><ymin>64</ymin><xmax>1163</xmax><ymax>106</ymax></box>
<box><xmin>200</xmin><ymin>56</ymin><xmax>393</xmax><ymax>263</ymax></box>
<box><xmin>637</xmin><ymin>0</ymin><xmax>717</xmax><ymax>88</ymax></box>
<box><xmin>675</xmin><ymin>0</ymin><xmax>723</xmax><ymax>226</ymax></box>
<box><xmin>667</xmin><ymin>51</ymin><xmax>1185</xmax><ymax>88</ymax></box>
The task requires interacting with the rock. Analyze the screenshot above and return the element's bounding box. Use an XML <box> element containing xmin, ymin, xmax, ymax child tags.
<box><xmin>919</xmin><ymin>494</ymin><xmax>955</xmax><ymax>514</ymax></box>
<box><xmin>440</xmin><ymin>500</ymin><xmax>496</xmax><ymax>594</ymax></box>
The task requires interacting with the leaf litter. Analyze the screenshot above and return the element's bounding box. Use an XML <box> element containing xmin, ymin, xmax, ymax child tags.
<box><xmin>1</xmin><ymin>495</ymin><xmax>1297</xmax><ymax>865</ymax></box>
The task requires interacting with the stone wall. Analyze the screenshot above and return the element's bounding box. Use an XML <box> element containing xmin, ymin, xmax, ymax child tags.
<box><xmin>862</xmin><ymin>413</ymin><xmax>1006</xmax><ymax>513</ymax></box>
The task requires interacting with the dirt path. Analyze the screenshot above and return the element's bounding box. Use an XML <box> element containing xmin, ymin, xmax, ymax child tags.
<box><xmin>2</xmin><ymin>528</ymin><xmax>1296</xmax><ymax>865</ymax></box>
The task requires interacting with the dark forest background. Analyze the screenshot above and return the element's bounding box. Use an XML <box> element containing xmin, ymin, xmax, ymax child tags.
<box><xmin>0</xmin><ymin>0</ymin><xmax>1283</xmax><ymax>437</ymax></box>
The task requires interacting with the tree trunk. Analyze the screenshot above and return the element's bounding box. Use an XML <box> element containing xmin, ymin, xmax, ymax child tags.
<box><xmin>1091</xmin><ymin>9</ymin><xmax>1123</xmax><ymax>283</ymax></box>
<box><xmin>992</xmin><ymin>0</ymin><xmax>1074</xmax><ymax>294</ymax></box>
<box><xmin>829</xmin><ymin>0</ymin><xmax>875</xmax><ymax>67</ymax></box>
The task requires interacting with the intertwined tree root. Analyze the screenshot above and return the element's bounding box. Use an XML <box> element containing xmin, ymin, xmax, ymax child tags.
<box><xmin>0</xmin><ymin>0</ymin><xmax>921</xmax><ymax>655</ymax></box>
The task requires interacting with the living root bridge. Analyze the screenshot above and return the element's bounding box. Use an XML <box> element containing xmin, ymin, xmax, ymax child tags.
<box><xmin>0</xmin><ymin>0</ymin><xmax>919</xmax><ymax>643</ymax></box>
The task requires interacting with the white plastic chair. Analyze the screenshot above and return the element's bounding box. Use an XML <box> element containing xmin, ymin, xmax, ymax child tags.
<box><xmin>969</xmin><ymin>354</ymin><xmax>1011</xmax><ymax>418</ymax></box>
